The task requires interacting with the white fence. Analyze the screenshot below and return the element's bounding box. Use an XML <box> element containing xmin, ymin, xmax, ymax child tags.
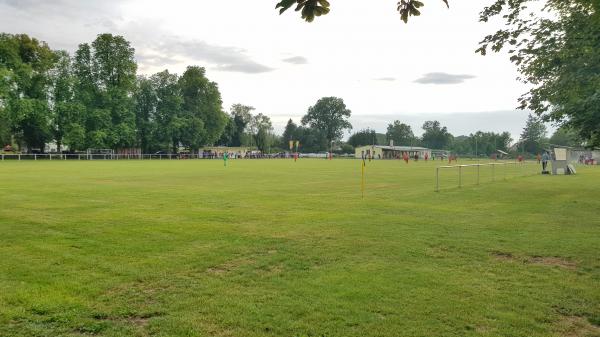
<box><xmin>0</xmin><ymin>153</ymin><xmax>318</xmax><ymax>161</ymax></box>
<box><xmin>0</xmin><ymin>153</ymin><xmax>212</xmax><ymax>161</ymax></box>
<box><xmin>435</xmin><ymin>161</ymin><xmax>540</xmax><ymax>192</ymax></box>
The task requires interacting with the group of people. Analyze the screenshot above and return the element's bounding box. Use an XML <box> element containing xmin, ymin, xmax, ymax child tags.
<box><xmin>578</xmin><ymin>154</ymin><xmax>596</xmax><ymax>165</ymax></box>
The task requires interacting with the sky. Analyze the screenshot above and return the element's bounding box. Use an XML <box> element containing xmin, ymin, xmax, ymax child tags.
<box><xmin>0</xmin><ymin>0</ymin><xmax>554</xmax><ymax>141</ymax></box>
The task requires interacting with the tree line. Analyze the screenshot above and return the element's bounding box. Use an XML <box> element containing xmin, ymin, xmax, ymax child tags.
<box><xmin>0</xmin><ymin>33</ymin><xmax>356</xmax><ymax>154</ymax></box>
<box><xmin>346</xmin><ymin>114</ymin><xmax>578</xmax><ymax>156</ymax></box>
<box><xmin>0</xmin><ymin>32</ymin><xmax>588</xmax><ymax>156</ymax></box>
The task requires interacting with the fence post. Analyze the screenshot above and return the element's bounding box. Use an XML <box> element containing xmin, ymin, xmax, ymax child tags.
<box><xmin>477</xmin><ymin>164</ymin><xmax>480</xmax><ymax>185</ymax></box>
<box><xmin>19</xmin><ymin>154</ymin><xmax>21</xmax><ymax>160</ymax></box>
<box><xmin>435</xmin><ymin>167</ymin><xmax>439</xmax><ymax>192</ymax></box>
<box><xmin>49</xmin><ymin>154</ymin><xmax>52</xmax><ymax>161</ymax></box>
<box><xmin>492</xmin><ymin>164</ymin><xmax>495</xmax><ymax>182</ymax></box>
<box><xmin>34</xmin><ymin>154</ymin><xmax>37</xmax><ymax>161</ymax></box>
<box><xmin>458</xmin><ymin>165</ymin><xmax>462</xmax><ymax>188</ymax></box>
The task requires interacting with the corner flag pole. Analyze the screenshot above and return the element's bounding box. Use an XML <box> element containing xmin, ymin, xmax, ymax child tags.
<box><xmin>361</xmin><ymin>154</ymin><xmax>366</xmax><ymax>199</ymax></box>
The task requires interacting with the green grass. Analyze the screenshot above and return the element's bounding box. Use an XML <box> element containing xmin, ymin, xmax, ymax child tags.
<box><xmin>0</xmin><ymin>159</ymin><xmax>599</xmax><ymax>337</ymax></box>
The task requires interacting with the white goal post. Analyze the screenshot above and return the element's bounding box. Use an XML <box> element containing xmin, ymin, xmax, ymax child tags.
<box><xmin>435</xmin><ymin>162</ymin><xmax>539</xmax><ymax>192</ymax></box>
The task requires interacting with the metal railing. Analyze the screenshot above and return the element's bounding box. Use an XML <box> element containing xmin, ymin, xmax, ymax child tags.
<box><xmin>0</xmin><ymin>153</ymin><xmax>315</xmax><ymax>161</ymax></box>
<box><xmin>435</xmin><ymin>161</ymin><xmax>539</xmax><ymax>192</ymax></box>
<box><xmin>0</xmin><ymin>153</ymin><xmax>188</xmax><ymax>161</ymax></box>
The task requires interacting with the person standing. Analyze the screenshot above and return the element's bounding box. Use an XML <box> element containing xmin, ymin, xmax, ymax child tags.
<box><xmin>542</xmin><ymin>151</ymin><xmax>549</xmax><ymax>172</ymax></box>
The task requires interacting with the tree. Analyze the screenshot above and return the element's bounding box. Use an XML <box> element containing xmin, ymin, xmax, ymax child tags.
<box><xmin>92</xmin><ymin>34</ymin><xmax>137</xmax><ymax>149</ymax></box>
<box><xmin>0</xmin><ymin>66</ymin><xmax>13</xmax><ymax>146</ymax></box>
<box><xmin>71</xmin><ymin>34</ymin><xmax>138</xmax><ymax>150</ymax></box>
<box><xmin>281</xmin><ymin>118</ymin><xmax>298</xmax><ymax>149</ymax></box>
<box><xmin>249</xmin><ymin>113</ymin><xmax>273</xmax><ymax>152</ymax></box>
<box><xmin>275</xmin><ymin>0</ymin><xmax>449</xmax><ymax>23</ymax></box>
<box><xmin>134</xmin><ymin>76</ymin><xmax>157</xmax><ymax>153</ymax></box>
<box><xmin>550</xmin><ymin>126</ymin><xmax>581</xmax><ymax>148</ymax></box>
<box><xmin>348</xmin><ymin>128</ymin><xmax>379</xmax><ymax>147</ymax></box>
<box><xmin>50</xmin><ymin>50</ymin><xmax>83</xmax><ymax>152</ymax></box>
<box><xmin>295</xmin><ymin>126</ymin><xmax>328</xmax><ymax>153</ymax></box>
<box><xmin>151</xmin><ymin>70</ymin><xmax>182</xmax><ymax>152</ymax></box>
<box><xmin>0</xmin><ymin>34</ymin><xmax>56</xmax><ymax>152</ymax></box>
<box><xmin>451</xmin><ymin>131</ymin><xmax>512</xmax><ymax>156</ymax></box>
<box><xmin>301</xmin><ymin>97</ymin><xmax>352</xmax><ymax>150</ymax></box>
<box><xmin>386</xmin><ymin>120</ymin><xmax>415</xmax><ymax>146</ymax></box>
<box><xmin>230</xmin><ymin>104</ymin><xmax>254</xmax><ymax>147</ymax></box>
<box><xmin>478</xmin><ymin>0</ymin><xmax>600</xmax><ymax>147</ymax></box>
<box><xmin>520</xmin><ymin>114</ymin><xmax>548</xmax><ymax>154</ymax></box>
<box><xmin>179</xmin><ymin>66</ymin><xmax>227</xmax><ymax>151</ymax></box>
<box><xmin>421</xmin><ymin>120</ymin><xmax>452</xmax><ymax>149</ymax></box>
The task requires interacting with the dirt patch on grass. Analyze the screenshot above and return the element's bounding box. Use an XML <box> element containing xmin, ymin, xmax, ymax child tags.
<box><xmin>491</xmin><ymin>251</ymin><xmax>577</xmax><ymax>270</ymax></box>
<box><xmin>557</xmin><ymin>316</ymin><xmax>600</xmax><ymax>337</ymax></box>
<box><xmin>91</xmin><ymin>311</ymin><xmax>164</xmax><ymax>335</ymax></box>
<box><xmin>491</xmin><ymin>251</ymin><xmax>515</xmax><ymax>261</ymax></box>
<box><xmin>206</xmin><ymin>257</ymin><xmax>255</xmax><ymax>275</ymax></box>
<box><xmin>528</xmin><ymin>256</ymin><xmax>577</xmax><ymax>270</ymax></box>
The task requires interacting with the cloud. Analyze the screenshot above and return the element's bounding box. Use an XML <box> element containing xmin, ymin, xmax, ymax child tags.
<box><xmin>135</xmin><ymin>52</ymin><xmax>181</xmax><ymax>67</ymax></box>
<box><xmin>374</xmin><ymin>77</ymin><xmax>396</xmax><ymax>81</ymax></box>
<box><xmin>0</xmin><ymin>0</ymin><xmax>273</xmax><ymax>75</ymax></box>
<box><xmin>282</xmin><ymin>56</ymin><xmax>308</xmax><ymax>64</ymax></box>
<box><xmin>143</xmin><ymin>38</ymin><xmax>274</xmax><ymax>74</ymax></box>
<box><xmin>414</xmin><ymin>72</ymin><xmax>476</xmax><ymax>85</ymax></box>
<box><xmin>0</xmin><ymin>0</ymin><xmax>121</xmax><ymax>20</ymax></box>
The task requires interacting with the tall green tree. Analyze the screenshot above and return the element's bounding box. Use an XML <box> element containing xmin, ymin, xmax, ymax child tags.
<box><xmin>451</xmin><ymin>131</ymin><xmax>512</xmax><ymax>156</ymax></box>
<box><xmin>386</xmin><ymin>120</ymin><xmax>415</xmax><ymax>146</ymax></box>
<box><xmin>421</xmin><ymin>120</ymin><xmax>452</xmax><ymax>149</ymax></box>
<box><xmin>0</xmin><ymin>67</ymin><xmax>12</xmax><ymax>146</ymax></box>
<box><xmin>92</xmin><ymin>34</ymin><xmax>137</xmax><ymax>149</ymax></box>
<box><xmin>549</xmin><ymin>126</ymin><xmax>581</xmax><ymax>148</ymax></box>
<box><xmin>478</xmin><ymin>0</ymin><xmax>600</xmax><ymax>147</ymax></box>
<box><xmin>134</xmin><ymin>76</ymin><xmax>157</xmax><ymax>153</ymax></box>
<box><xmin>50</xmin><ymin>50</ymin><xmax>84</xmax><ymax>152</ymax></box>
<box><xmin>301</xmin><ymin>97</ymin><xmax>352</xmax><ymax>149</ymax></box>
<box><xmin>520</xmin><ymin>114</ymin><xmax>548</xmax><ymax>154</ymax></box>
<box><xmin>296</xmin><ymin>126</ymin><xmax>328</xmax><ymax>153</ymax></box>
<box><xmin>249</xmin><ymin>113</ymin><xmax>273</xmax><ymax>152</ymax></box>
<box><xmin>348</xmin><ymin>128</ymin><xmax>379</xmax><ymax>147</ymax></box>
<box><xmin>229</xmin><ymin>104</ymin><xmax>254</xmax><ymax>147</ymax></box>
<box><xmin>151</xmin><ymin>70</ymin><xmax>182</xmax><ymax>152</ymax></box>
<box><xmin>0</xmin><ymin>34</ymin><xmax>56</xmax><ymax>151</ymax></box>
<box><xmin>281</xmin><ymin>118</ymin><xmax>298</xmax><ymax>149</ymax></box>
<box><xmin>178</xmin><ymin>66</ymin><xmax>227</xmax><ymax>151</ymax></box>
<box><xmin>72</xmin><ymin>34</ymin><xmax>138</xmax><ymax>150</ymax></box>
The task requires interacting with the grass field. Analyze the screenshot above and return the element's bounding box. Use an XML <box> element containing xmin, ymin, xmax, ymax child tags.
<box><xmin>0</xmin><ymin>159</ymin><xmax>599</xmax><ymax>337</ymax></box>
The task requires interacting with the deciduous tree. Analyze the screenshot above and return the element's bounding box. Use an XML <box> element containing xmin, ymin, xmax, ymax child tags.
<box><xmin>386</xmin><ymin>120</ymin><xmax>415</xmax><ymax>146</ymax></box>
<box><xmin>301</xmin><ymin>97</ymin><xmax>352</xmax><ymax>148</ymax></box>
<box><xmin>478</xmin><ymin>0</ymin><xmax>600</xmax><ymax>147</ymax></box>
<box><xmin>421</xmin><ymin>120</ymin><xmax>452</xmax><ymax>150</ymax></box>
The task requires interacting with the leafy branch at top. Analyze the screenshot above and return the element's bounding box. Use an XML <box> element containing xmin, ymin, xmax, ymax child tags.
<box><xmin>275</xmin><ymin>0</ymin><xmax>449</xmax><ymax>23</ymax></box>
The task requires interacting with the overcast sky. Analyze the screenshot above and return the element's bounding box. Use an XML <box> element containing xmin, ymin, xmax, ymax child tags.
<box><xmin>0</xmin><ymin>0</ymin><xmax>553</xmax><ymax>140</ymax></box>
